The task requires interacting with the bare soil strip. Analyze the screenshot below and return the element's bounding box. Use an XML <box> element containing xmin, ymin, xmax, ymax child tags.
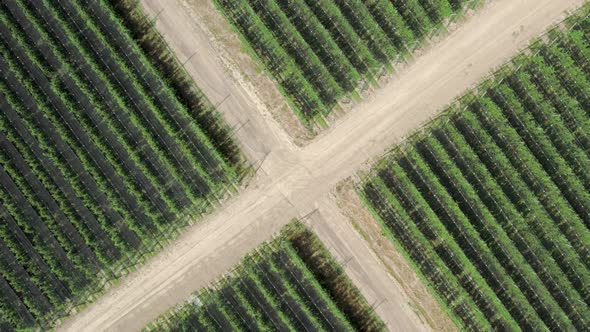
<box><xmin>330</xmin><ymin>181</ymin><xmax>458</xmax><ymax>331</ymax></box>
<box><xmin>58</xmin><ymin>0</ymin><xmax>585</xmax><ymax>330</ymax></box>
<box><xmin>306</xmin><ymin>193</ymin><xmax>454</xmax><ymax>332</ymax></box>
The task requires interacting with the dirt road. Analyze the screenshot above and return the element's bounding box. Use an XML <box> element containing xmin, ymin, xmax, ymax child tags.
<box><xmin>308</xmin><ymin>196</ymin><xmax>440</xmax><ymax>331</ymax></box>
<box><xmin>137</xmin><ymin>0</ymin><xmax>298</xmax><ymax>162</ymax></box>
<box><xmin>59</xmin><ymin>0</ymin><xmax>585</xmax><ymax>330</ymax></box>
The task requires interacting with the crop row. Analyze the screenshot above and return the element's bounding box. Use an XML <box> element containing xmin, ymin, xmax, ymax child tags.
<box><xmin>360</xmin><ymin>13</ymin><xmax>590</xmax><ymax>330</ymax></box>
<box><xmin>145</xmin><ymin>221</ymin><xmax>385</xmax><ymax>332</ymax></box>
<box><xmin>214</xmin><ymin>0</ymin><xmax>478</xmax><ymax>124</ymax></box>
<box><xmin>105</xmin><ymin>0</ymin><xmax>246</xmax><ymax>174</ymax></box>
<box><xmin>0</xmin><ymin>0</ymin><xmax>244</xmax><ymax>329</ymax></box>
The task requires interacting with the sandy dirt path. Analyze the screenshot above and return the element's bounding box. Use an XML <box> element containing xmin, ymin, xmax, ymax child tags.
<box><xmin>139</xmin><ymin>0</ymin><xmax>296</xmax><ymax>162</ymax></box>
<box><xmin>59</xmin><ymin>0</ymin><xmax>585</xmax><ymax>330</ymax></box>
<box><xmin>308</xmin><ymin>197</ymin><xmax>437</xmax><ymax>331</ymax></box>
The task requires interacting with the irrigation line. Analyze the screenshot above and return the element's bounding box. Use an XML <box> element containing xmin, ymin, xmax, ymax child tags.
<box><xmin>419</xmin><ymin>138</ymin><xmax>584</xmax><ymax>322</ymax></box>
<box><xmin>450</xmin><ymin>112</ymin><xmax>584</xmax><ymax>322</ymax></box>
<box><xmin>0</xmin><ymin>82</ymin><xmax>124</xmax><ymax>267</ymax></box>
<box><xmin>365</xmin><ymin>178</ymin><xmax>485</xmax><ymax>326</ymax></box>
<box><xmin>488</xmin><ymin>83</ymin><xmax>590</xmax><ymax>241</ymax></box>
<box><xmin>0</xmin><ymin>58</ymin><xmax>85</xmax><ymax>301</ymax></box>
<box><xmin>508</xmin><ymin>69</ymin><xmax>590</xmax><ymax>192</ymax></box>
<box><xmin>83</xmin><ymin>0</ymin><xmax>230</xmax><ymax>198</ymax></box>
<box><xmin>248</xmin><ymin>250</ymin><xmax>313</xmax><ymax>332</ymax></box>
<box><xmin>282</xmin><ymin>1</ymin><xmax>359</xmax><ymax>95</ymax></box>
<box><xmin>3</xmin><ymin>1</ymin><xmax>158</xmax><ymax>274</ymax></box>
<box><xmin>213</xmin><ymin>281</ymin><xmax>257</xmax><ymax>332</ymax></box>
<box><xmin>471</xmin><ymin>99</ymin><xmax>587</xmax><ymax>288</ymax></box>
<box><xmin>127</xmin><ymin>0</ymin><xmax>249</xmax><ymax>178</ymax></box>
<box><xmin>252</xmin><ymin>0</ymin><xmax>340</xmax><ymax>111</ymax></box>
<box><xmin>386</xmin><ymin>158</ymin><xmax>519</xmax><ymax>325</ymax></box>
<box><xmin>272</xmin><ymin>244</ymin><xmax>338</xmax><ymax>331</ymax></box>
<box><xmin>53</xmin><ymin>0</ymin><xmax>215</xmax><ymax>210</ymax></box>
<box><xmin>232</xmin><ymin>268</ymin><xmax>287</xmax><ymax>331</ymax></box>
<box><xmin>34</xmin><ymin>1</ymin><xmax>176</xmax><ymax>233</ymax></box>
<box><xmin>308</xmin><ymin>0</ymin><xmax>379</xmax><ymax>86</ymax></box>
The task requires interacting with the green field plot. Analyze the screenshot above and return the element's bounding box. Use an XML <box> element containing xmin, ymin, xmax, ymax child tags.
<box><xmin>0</xmin><ymin>0</ymin><xmax>244</xmax><ymax>329</ymax></box>
<box><xmin>145</xmin><ymin>221</ymin><xmax>386</xmax><ymax>332</ymax></box>
<box><xmin>359</xmin><ymin>10</ymin><xmax>590</xmax><ymax>331</ymax></box>
<box><xmin>214</xmin><ymin>0</ymin><xmax>479</xmax><ymax>126</ymax></box>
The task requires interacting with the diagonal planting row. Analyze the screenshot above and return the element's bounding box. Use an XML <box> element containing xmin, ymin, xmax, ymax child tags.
<box><xmin>361</xmin><ymin>6</ymin><xmax>590</xmax><ymax>330</ymax></box>
<box><xmin>214</xmin><ymin>0</ymin><xmax>479</xmax><ymax>125</ymax></box>
<box><xmin>0</xmin><ymin>0</ymin><xmax>245</xmax><ymax>329</ymax></box>
<box><xmin>360</xmin><ymin>10</ymin><xmax>590</xmax><ymax>331</ymax></box>
<box><xmin>145</xmin><ymin>222</ymin><xmax>386</xmax><ymax>332</ymax></box>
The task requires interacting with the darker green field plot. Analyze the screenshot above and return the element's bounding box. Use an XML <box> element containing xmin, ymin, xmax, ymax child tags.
<box><xmin>145</xmin><ymin>222</ymin><xmax>385</xmax><ymax>332</ymax></box>
<box><xmin>360</xmin><ymin>8</ymin><xmax>590</xmax><ymax>331</ymax></box>
<box><xmin>214</xmin><ymin>0</ymin><xmax>480</xmax><ymax>126</ymax></box>
<box><xmin>0</xmin><ymin>0</ymin><xmax>245</xmax><ymax>329</ymax></box>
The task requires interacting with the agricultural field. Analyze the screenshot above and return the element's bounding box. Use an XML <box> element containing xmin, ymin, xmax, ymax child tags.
<box><xmin>145</xmin><ymin>221</ymin><xmax>385</xmax><ymax>332</ymax></box>
<box><xmin>360</xmin><ymin>9</ymin><xmax>590</xmax><ymax>331</ymax></box>
<box><xmin>0</xmin><ymin>0</ymin><xmax>244</xmax><ymax>329</ymax></box>
<box><xmin>214</xmin><ymin>0</ymin><xmax>480</xmax><ymax>126</ymax></box>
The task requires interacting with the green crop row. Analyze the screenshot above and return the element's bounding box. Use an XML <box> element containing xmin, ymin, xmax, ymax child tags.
<box><xmin>0</xmin><ymin>0</ymin><xmax>244</xmax><ymax>329</ymax></box>
<box><xmin>360</xmin><ymin>11</ymin><xmax>590</xmax><ymax>330</ymax></box>
<box><xmin>215</xmin><ymin>0</ymin><xmax>478</xmax><ymax>125</ymax></box>
<box><xmin>144</xmin><ymin>221</ymin><xmax>386</xmax><ymax>332</ymax></box>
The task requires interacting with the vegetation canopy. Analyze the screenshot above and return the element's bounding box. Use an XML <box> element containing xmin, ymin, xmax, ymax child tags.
<box><xmin>0</xmin><ymin>0</ymin><xmax>245</xmax><ymax>329</ymax></box>
<box><xmin>144</xmin><ymin>221</ymin><xmax>386</xmax><ymax>332</ymax></box>
<box><xmin>360</xmin><ymin>8</ymin><xmax>590</xmax><ymax>330</ymax></box>
<box><xmin>214</xmin><ymin>0</ymin><xmax>481</xmax><ymax>126</ymax></box>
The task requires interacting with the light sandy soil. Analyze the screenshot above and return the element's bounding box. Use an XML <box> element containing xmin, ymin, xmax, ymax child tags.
<box><xmin>141</xmin><ymin>0</ymin><xmax>309</xmax><ymax>154</ymax></box>
<box><xmin>58</xmin><ymin>0</ymin><xmax>585</xmax><ymax>331</ymax></box>
<box><xmin>331</xmin><ymin>181</ymin><xmax>457</xmax><ymax>331</ymax></box>
<box><xmin>306</xmin><ymin>194</ymin><xmax>454</xmax><ymax>331</ymax></box>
